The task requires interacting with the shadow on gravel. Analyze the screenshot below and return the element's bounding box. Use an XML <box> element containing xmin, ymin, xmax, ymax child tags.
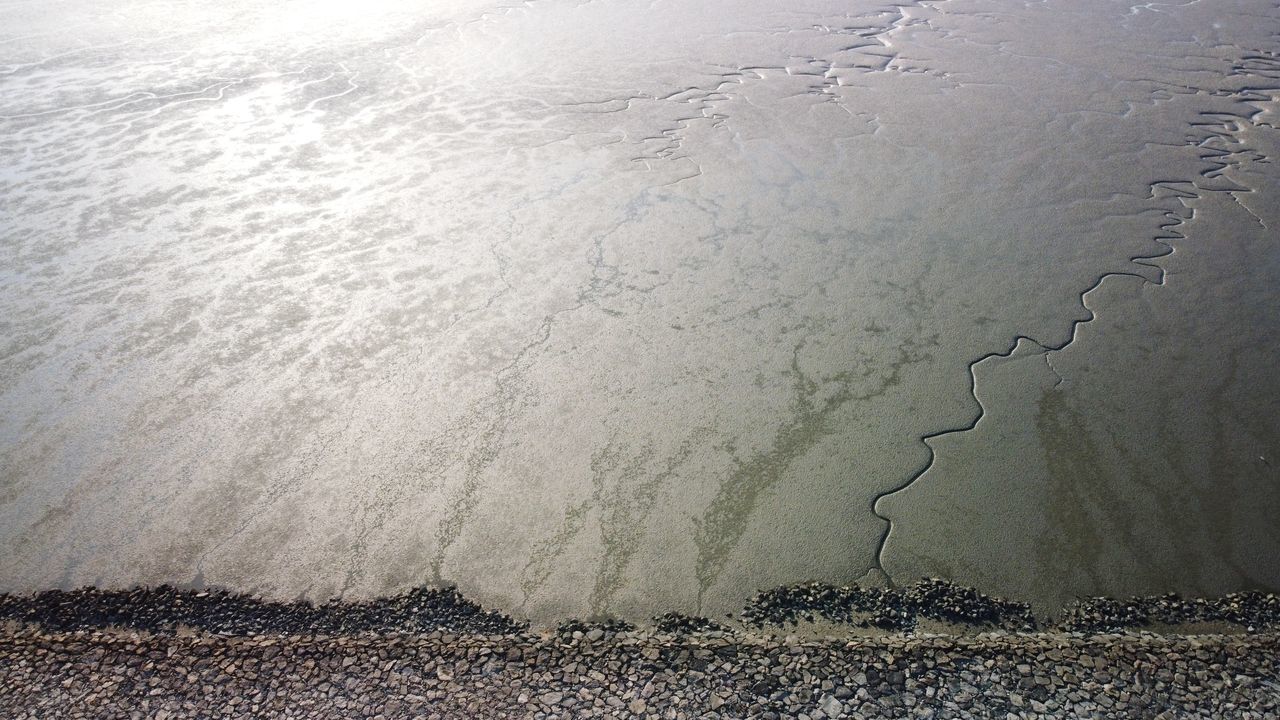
<box><xmin>1</xmin><ymin>579</ymin><xmax>1277</xmax><ymax>637</ymax></box>
<box><xmin>0</xmin><ymin>585</ymin><xmax>526</xmax><ymax>636</ymax></box>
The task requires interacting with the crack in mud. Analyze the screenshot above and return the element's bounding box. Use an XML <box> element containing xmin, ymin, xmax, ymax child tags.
<box><xmin>870</xmin><ymin>52</ymin><xmax>1280</xmax><ymax>577</ymax></box>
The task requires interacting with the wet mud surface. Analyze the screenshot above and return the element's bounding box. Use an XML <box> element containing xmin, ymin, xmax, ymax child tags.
<box><xmin>1</xmin><ymin>0</ymin><xmax>1278</xmax><ymax>622</ymax></box>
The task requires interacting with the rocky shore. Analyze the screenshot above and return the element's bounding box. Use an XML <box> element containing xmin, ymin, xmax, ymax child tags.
<box><xmin>2</xmin><ymin>581</ymin><xmax>1278</xmax><ymax>719</ymax></box>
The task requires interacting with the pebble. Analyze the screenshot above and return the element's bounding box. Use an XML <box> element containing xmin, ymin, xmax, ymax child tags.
<box><xmin>1</xmin><ymin>580</ymin><xmax>1277</xmax><ymax>719</ymax></box>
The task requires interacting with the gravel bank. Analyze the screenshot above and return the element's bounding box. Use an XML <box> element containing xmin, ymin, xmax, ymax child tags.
<box><xmin>3</xmin><ymin>625</ymin><xmax>1278</xmax><ymax>719</ymax></box>
<box><xmin>2</xmin><ymin>582</ymin><xmax>1278</xmax><ymax>718</ymax></box>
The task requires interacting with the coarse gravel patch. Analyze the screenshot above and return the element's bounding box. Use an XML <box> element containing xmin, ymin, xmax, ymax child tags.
<box><xmin>2</xmin><ymin>624</ymin><xmax>1277</xmax><ymax>719</ymax></box>
<box><xmin>1</xmin><ymin>580</ymin><xmax>1278</xmax><ymax>718</ymax></box>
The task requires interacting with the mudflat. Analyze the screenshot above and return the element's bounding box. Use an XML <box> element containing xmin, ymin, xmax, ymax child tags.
<box><xmin>1</xmin><ymin>0</ymin><xmax>1277</xmax><ymax>624</ymax></box>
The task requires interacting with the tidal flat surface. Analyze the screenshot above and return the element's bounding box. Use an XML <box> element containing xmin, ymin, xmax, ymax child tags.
<box><xmin>1</xmin><ymin>0</ymin><xmax>1277</xmax><ymax>622</ymax></box>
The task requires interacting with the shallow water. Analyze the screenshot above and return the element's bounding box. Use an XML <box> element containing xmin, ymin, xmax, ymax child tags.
<box><xmin>1</xmin><ymin>0</ymin><xmax>1277</xmax><ymax>622</ymax></box>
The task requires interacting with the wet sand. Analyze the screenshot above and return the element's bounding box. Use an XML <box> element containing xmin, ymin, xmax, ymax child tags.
<box><xmin>1</xmin><ymin>0</ymin><xmax>1278</xmax><ymax>623</ymax></box>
